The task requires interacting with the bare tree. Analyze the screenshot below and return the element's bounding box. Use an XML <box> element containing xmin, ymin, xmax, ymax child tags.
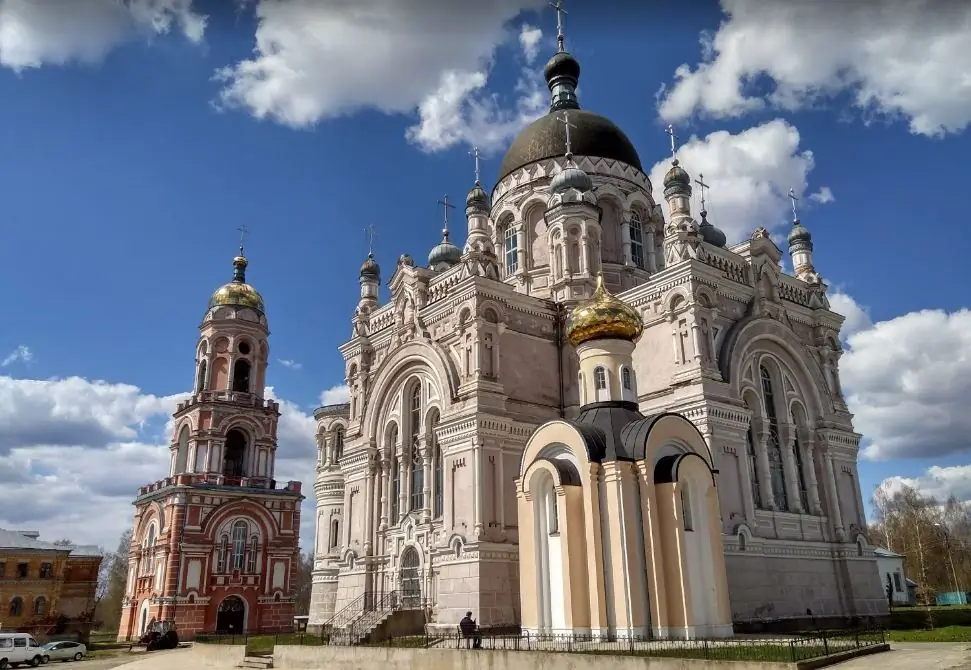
<box><xmin>95</xmin><ymin>528</ymin><xmax>132</xmax><ymax>631</ymax></box>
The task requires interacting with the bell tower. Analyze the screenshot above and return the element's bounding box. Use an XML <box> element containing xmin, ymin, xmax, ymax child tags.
<box><xmin>118</xmin><ymin>238</ymin><xmax>303</xmax><ymax>642</ymax></box>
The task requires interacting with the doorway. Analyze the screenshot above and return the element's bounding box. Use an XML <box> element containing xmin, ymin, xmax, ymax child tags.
<box><xmin>400</xmin><ymin>547</ymin><xmax>421</xmax><ymax>609</ymax></box>
<box><xmin>216</xmin><ymin>595</ymin><xmax>246</xmax><ymax>634</ymax></box>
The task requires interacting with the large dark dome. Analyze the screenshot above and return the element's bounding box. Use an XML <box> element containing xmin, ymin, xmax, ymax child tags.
<box><xmin>498</xmin><ymin>109</ymin><xmax>643</xmax><ymax>181</ymax></box>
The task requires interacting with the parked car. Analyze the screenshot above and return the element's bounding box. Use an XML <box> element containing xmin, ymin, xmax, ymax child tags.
<box><xmin>0</xmin><ymin>632</ymin><xmax>46</xmax><ymax>668</ymax></box>
<box><xmin>40</xmin><ymin>640</ymin><xmax>87</xmax><ymax>663</ymax></box>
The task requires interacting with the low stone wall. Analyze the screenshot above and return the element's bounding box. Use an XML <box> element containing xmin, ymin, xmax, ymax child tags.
<box><xmin>274</xmin><ymin>645</ymin><xmax>797</xmax><ymax>670</ymax></box>
<box><xmin>185</xmin><ymin>643</ymin><xmax>247</xmax><ymax>667</ymax></box>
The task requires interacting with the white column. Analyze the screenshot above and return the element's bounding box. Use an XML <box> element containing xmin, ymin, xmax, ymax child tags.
<box><xmin>621</xmin><ymin>217</ymin><xmax>632</xmax><ymax>265</ymax></box>
<box><xmin>824</xmin><ymin>453</ymin><xmax>844</xmax><ymax>539</ymax></box>
<box><xmin>644</xmin><ymin>228</ymin><xmax>657</xmax><ymax>272</ymax></box>
<box><xmin>364</xmin><ymin>461</ymin><xmax>374</xmax><ymax>555</ymax></box>
<box><xmin>580</xmin><ymin>235</ymin><xmax>590</xmax><ymax>274</ymax></box>
<box><xmin>422</xmin><ymin>439</ymin><xmax>432</xmax><ymax>523</ymax></box>
<box><xmin>733</xmin><ymin>436</ymin><xmax>756</xmax><ymax>521</ymax></box>
<box><xmin>756</xmin><ymin>431</ymin><xmax>777</xmax><ymax>511</ymax></box>
<box><xmin>805</xmin><ymin>440</ymin><xmax>822</xmax><ymax>515</ymax></box>
<box><xmin>781</xmin><ymin>424</ymin><xmax>803</xmax><ymax>514</ymax></box>
<box><xmin>517</xmin><ymin>224</ymin><xmax>527</xmax><ymax>273</ymax></box>
<box><xmin>379</xmin><ymin>459</ymin><xmax>390</xmax><ymax>530</ymax></box>
<box><xmin>472</xmin><ymin>438</ymin><xmax>484</xmax><ymax>538</ymax></box>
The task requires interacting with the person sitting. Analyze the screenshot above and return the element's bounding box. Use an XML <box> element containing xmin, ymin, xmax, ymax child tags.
<box><xmin>459</xmin><ymin>611</ymin><xmax>481</xmax><ymax>649</ymax></box>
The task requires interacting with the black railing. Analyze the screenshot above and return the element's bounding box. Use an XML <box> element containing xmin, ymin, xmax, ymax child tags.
<box><xmin>331</xmin><ymin>591</ymin><xmax>400</xmax><ymax>646</ymax></box>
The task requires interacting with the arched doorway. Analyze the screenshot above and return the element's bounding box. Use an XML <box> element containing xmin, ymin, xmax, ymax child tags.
<box><xmin>138</xmin><ymin>600</ymin><xmax>150</xmax><ymax>635</ymax></box>
<box><xmin>216</xmin><ymin>595</ymin><xmax>246</xmax><ymax>634</ymax></box>
<box><xmin>399</xmin><ymin>547</ymin><xmax>421</xmax><ymax>609</ymax></box>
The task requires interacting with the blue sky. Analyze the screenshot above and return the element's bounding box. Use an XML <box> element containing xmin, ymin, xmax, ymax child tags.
<box><xmin>0</xmin><ymin>0</ymin><xmax>968</xmax><ymax>549</ymax></box>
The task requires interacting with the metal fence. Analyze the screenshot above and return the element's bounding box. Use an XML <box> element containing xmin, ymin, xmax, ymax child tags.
<box><xmin>195</xmin><ymin>626</ymin><xmax>885</xmax><ymax>663</ymax></box>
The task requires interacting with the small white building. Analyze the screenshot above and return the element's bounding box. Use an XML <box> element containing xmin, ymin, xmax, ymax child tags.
<box><xmin>874</xmin><ymin>548</ymin><xmax>914</xmax><ymax>606</ymax></box>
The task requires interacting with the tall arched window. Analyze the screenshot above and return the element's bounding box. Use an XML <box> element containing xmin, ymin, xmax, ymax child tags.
<box><xmin>432</xmin><ymin>415</ymin><xmax>443</xmax><ymax>519</ymax></box>
<box><xmin>9</xmin><ymin>597</ymin><xmax>22</xmax><ymax>617</ymax></box>
<box><xmin>746</xmin><ymin>423</ymin><xmax>763</xmax><ymax>509</ymax></box>
<box><xmin>232</xmin><ymin>359</ymin><xmax>251</xmax><ymax>393</ymax></box>
<box><xmin>196</xmin><ymin>359</ymin><xmax>208</xmax><ymax>393</ymax></box>
<box><xmin>503</xmin><ymin>224</ymin><xmax>519</xmax><ymax>275</ymax></box>
<box><xmin>329</xmin><ymin>519</ymin><xmax>340</xmax><ymax>550</ymax></box>
<box><xmin>409</xmin><ymin>384</ymin><xmax>424</xmax><ymax>512</ymax></box>
<box><xmin>145</xmin><ymin>525</ymin><xmax>157</xmax><ymax>575</ymax></box>
<box><xmin>792</xmin><ymin>426</ymin><xmax>810</xmax><ymax>511</ymax></box>
<box><xmin>760</xmin><ymin>365</ymin><xmax>789</xmax><ymax>511</ymax></box>
<box><xmin>334</xmin><ymin>426</ymin><xmax>345</xmax><ymax>462</ymax></box>
<box><xmin>548</xmin><ymin>486</ymin><xmax>559</xmax><ymax>535</ymax></box>
<box><xmin>594</xmin><ymin>367</ymin><xmax>606</xmax><ymax>390</ymax></box>
<box><xmin>230</xmin><ymin>520</ymin><xmax>248</xmax><ymax>571</ymax></box>
<box><xmin>34</xmin><ymin>596</ymin><xmax>47</xmax><ymax>616</ymax></box>
<box><xmin>390</xmin><ymin>425</ymin><xmax>400</xmax><ymax>524</ymax></box>
<box><xmin>681</xmin><ymin>488</ymin><xmax>694</xmax><ymax>532</ymax></box>
<box><xmin>246</xmin><ymin>535</ymin><xmax>259</xmax><ymax>573</ymax></box>
<box><xmin>629</xmin><ymin>211</ymin><xmax>645</xmax><ymax>269</ymax></box>
<box><xmin>217</xmin><ymin>535</ymin><xmax>229</xmax><ymax>573</ymax></box>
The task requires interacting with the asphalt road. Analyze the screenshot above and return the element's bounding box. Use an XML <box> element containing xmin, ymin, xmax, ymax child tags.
<box><xmin>835</xmin><ymin>642</ymin><xmax>971</xmax><ymax>668</ymax></box>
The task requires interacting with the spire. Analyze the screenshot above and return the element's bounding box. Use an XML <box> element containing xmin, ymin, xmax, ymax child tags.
<box><xmin>466</xmin><ymin>147</ymin><xmax>489</xmax><ymax>212</ymax></box>
<box><xmin>786</xmin><ymin>187</ymin><xmax>818</xmax><ymax>283</ymax></box>
<box><xmin>233</xmin><ymin>225</ymin><xmax>249</xmax><ymax>283</ymax></box>
<box><xmin>662</xmin><ymin>124</ymin><xmax>691</xmax><ymax>197</ymax></box>
<box><xmin>360</xmin><ymin>225</ymin><xmax>381</xmax><ymax>282</ymax></box>
<box><xmin>550</xmin><ymin>110</ymin><xmax>592</xmax><ymax>194</ymax></box>
<box><xmin>543</xmin><ymin>0</ymin><xmax>580</xmax><ymax>112</ymax></box>
<box><xmin>438</xmin><ymin>194</ymin><xmax>455</xmax><ymax>242</ymax></box>
<box><xmin>694</xmin><ymin>174</ymin><xmax>727</xmax><ymax>248</ymax></box>
<box><xmin>429</xmin><ymin>194</ymin><xmax>461</xmax><ymax>269</ymax></box>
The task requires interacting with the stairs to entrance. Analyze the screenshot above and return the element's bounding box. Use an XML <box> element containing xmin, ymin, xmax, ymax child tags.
<box><xmin>327</xmin><ymin>590</ymin><xmax>424</xmax><ymax>645</ymax></box>
<box><xmin>237</xmin><ymin>655</ymin><xmax>273</xmax><ymax>669</ymax></box>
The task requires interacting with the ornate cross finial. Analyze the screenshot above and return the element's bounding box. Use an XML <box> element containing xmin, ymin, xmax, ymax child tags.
<box><xmin>695</xmin><ymin>174</ymin><xmax>710</xmax><ymax>213</ymax></box>
<box><xmin>236</xmin><ymin>224</ymin><xmax>249</xmax><ymax>255</ymax></box>
<box><xmin>438</xmin><ymin>194</ymin><xmax>456</xmax><ymax>234</ymax></box>
<box><xmin>788</xmin><ymin>188</ymin><xmax>800</xmax><ymax>221</ymax></box>
<box><xmin>469</xmin><ymin>146</ymin><xmax>481</xmax><ymax>185</ymax></box>
<box><xmin>365</xmin><ymin>225</ymin><xmax>377</xmax><ymax>255</ymax></box>
<box><xmin>559</xmin><ymin>110</ymin><xmax>578</xmax><ymax>157</ymax></box>
<box><xmin>665</xmin><ymin>124</ymin><xmax>678</xmax><ymax>159</ymax></box>
<box><xmin>550</xmin><ymin>0</ymin><xmax>567</xmax><ymax>53</ymax></box>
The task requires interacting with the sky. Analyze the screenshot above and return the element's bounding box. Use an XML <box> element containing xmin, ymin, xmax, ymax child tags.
<box><xmin>0</xmin><ymin>0</ymin><xmax>969</xmax><ymax>552</ymax></box>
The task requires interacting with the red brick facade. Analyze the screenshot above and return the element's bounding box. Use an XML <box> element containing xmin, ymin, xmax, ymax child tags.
<box><xmin>117</xmin><ymin>259</ymin><xmax>304</xmax><ymax>641</ymax></box>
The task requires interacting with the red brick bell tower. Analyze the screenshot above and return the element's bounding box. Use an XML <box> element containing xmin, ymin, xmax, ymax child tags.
<box><xmin>117</xmin><ymin>245</ymin><xmax>303</xmax><ymax>641</ymax></box>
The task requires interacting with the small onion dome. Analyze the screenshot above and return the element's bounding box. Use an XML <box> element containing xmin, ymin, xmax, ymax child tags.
<box><xmin>399</xmin><ymin>253</ymin><xmax>414</xmax><ymax>266</ymax></box>
<box><xmin>208</xmin><ymin>255</ymin><xmax>265</xmax><ymax>313</ymax></box>
<box><xmin>663</xmin><ymin>159</ymin><xmax>691</xmax><ymax>190</ymax></box>
<box><xmin>698</xmin><ymin>210</ymin><xmax>727</xmax><ymax>248</ymax></box>
<box><xmin>550</xmin><ymin>160</ymin><xmax>594</xmax><ymax>194</ymax></box>
<box><xmin>566</xmin><ymin>274</ymin><xmax>644</xmax><ymax>348</ymax></box>
<box><xmin>360</xmin><ymin>252</ymin><xmax>380</xmax><ymax>280</ymax></box>
<box><xmin>466</xmin><ymin>182</ymin><xmax>489</xmax><ymax>211</ymax></box>
<box><xmin>428</xmin><ymin>230</ymin><xmax>462</xmax><ymax>268</ymax></box>
<box><xmin>788</xmin><ymin>219</ymin><xmax>813</xmax><ymax>249</ymax></box>
<box><xmin>544</xmin><ymin>50</ymin><xmax>581</xmax><ymax>84</ymax></box>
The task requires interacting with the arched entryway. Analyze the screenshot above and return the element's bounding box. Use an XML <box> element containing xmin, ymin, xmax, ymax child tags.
<box><xmin>222</xmin><ymin>429</ymin><xmax>247</xmax><ymax>478</ymax></box>
<box><xmin>216</xmin><ymin>595</ymin><xmax>246</xmax><ymax>634</ymax></box>
<box><xmin>138</xmin><ymin>600</ymin><xmax>150</xmax><ymax>635</ymax></box>
<box><xmin>399</xmin><ymin>547</ymin><xmax>421</xmax><ymax>609</ymax></box>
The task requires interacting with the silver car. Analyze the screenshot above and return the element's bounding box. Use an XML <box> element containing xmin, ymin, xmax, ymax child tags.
<box><xmin>40</xmin><ymin>641</ymin><xmax>87</xmax><ymax>663</ymax></box>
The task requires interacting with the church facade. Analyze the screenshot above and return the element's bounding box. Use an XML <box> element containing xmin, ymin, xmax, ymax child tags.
<box><xmin>117</xmin><ymin>252</ymin><xmax>303</xmax><ymax>641</ymax></box>
<box><xmin>307</xmin><ymin>23</ymin><xmax>886</xmax><ymax>638</ymax></box>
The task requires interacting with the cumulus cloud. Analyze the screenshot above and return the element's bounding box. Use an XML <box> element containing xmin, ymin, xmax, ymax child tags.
<box><xmin>840</xmin><ymin>308</ymin><xmax>971</xmax><ymax>461</ymax></box>
<box><xmin>657</xmin><ymin>0</ymin><xmax>971</xmax><ymax>137</ymax></box>
<box><xmin>278</xmin><ymin>358</ymin><xmax>302</xmax><ymax>370</ymax></box>
<box><xmin>319</xmin><ymin>384</ymin><xmax>349</xmax><ymax>406</ymax></box>
<box><xmin>1</xmin><ymin>345</ymin><xmax>32</xmax><ymax>367</ymax></box>
<box><xmin>0</xmin><ymin>0</ymin><xmax>206</xmax><ymax>71</ymax></box>
<box><xmin>878</xmin><ymin>465</ymin><xmax>971</xmax><ymax>505</ymax></box>
<box><xmin>214</xmin><ymin>0</ymin><xmax>546</xmax><ymax>153</ymax></box>
<box><xmin>809</xmin><ymin>187</ymin><xmax>835</xmax><ymax>205</ymax></box>
<box><xmin>827</xmin><ymin>289</ymin><xmax>872</xmax><ymax>341</ymax></box>
<box><xmin>518</xmin><ymin>23</ymin><xmax>542</xmax><ymax>64</ymax></box>
<box><xmin>648</xmin><ymin>119</ymin><xmax>827</xmax><ymax>243</ymax></box>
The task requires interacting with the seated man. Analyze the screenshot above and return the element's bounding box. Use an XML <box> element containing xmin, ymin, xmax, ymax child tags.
<box><xmin>458</xmin><ymin>611</ymin><xmax>481</xmax><ymax>649</ymax></box>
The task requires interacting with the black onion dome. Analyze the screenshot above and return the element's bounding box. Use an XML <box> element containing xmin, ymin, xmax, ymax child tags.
<box><xmin>360</xmin><ymin>253</ymin><xmax>380</xmax><ymax>279</ymax></box>
<box><xmin>663</xmin><ymin>159</ymin><xmax>690</xmax><ymax>189</ymax></box>
<box><xmin>698</xmin><ymin>212</ymin><xmax>727</xmax><ymax>248</ymax></box>
<box><xmin>498</xmin><ymin>109</ymin><xmax>643</xmax><ymax>181</ymax></box>
<box><xmin>788</xmin><ymin>220</ymin><xmax>813</xmax><ymax>247</ymax></box>
<box><xmin>544</xmin><ymin>50</ymin><xmax>581</xmax><ymax>82</ymax></box>
<box><xmin>466</xmin><ymin>183</ymin><xmax>489</xmax><ymax>210</ymax></box>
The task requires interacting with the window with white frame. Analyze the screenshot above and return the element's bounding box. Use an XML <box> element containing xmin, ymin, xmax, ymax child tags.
<box><xmin>629</xmin><ymin>211</ymin><xmax>645</xmax><ymax>269</ymax></box>
<box><xmin>503</xmin><ymin>224</ymin><xmax>519</xmax><ymax>274</ymax></box>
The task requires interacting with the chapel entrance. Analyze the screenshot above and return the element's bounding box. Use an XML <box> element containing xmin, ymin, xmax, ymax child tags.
<box><xmin>216</xmin><ymin>595</ymin><xmax>246</xmax><ymax>634</ymax></box>
<box><xmin>399</xmin><ymin>547</ymin><xmax>421</xmax><ymax>609</ymax></box>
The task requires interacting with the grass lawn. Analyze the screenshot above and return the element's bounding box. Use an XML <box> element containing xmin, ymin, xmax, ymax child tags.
<box><xmin>886</xmin><ymin>626</ymin><xmax>971</xmax><ymax>643</ymax></box>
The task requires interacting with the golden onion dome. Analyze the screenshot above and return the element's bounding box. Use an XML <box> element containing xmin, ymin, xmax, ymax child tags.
<box><xmin>565</xmin><ymin>274</ymin><xmax>643</xmax><ymax>348</ymax></box>
<box><xmin>207</xmin><ymin>254</ymin><xmax>265</xmax><ymax>314</ymax></box>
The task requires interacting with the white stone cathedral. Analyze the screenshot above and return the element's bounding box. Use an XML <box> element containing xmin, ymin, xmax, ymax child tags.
<box><xmin>307</xmin><ymin>17</ymin><xmax>886</xmax><ymax>640</ymax></box>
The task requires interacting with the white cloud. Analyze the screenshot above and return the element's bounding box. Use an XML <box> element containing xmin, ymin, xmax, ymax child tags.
<box><xmin>648</xmin><ymin>119</ymin><xmax>825</xmax><ymax>243</ymax></box>
<box><xmin>1</xmin><ymin>345</ymin><xmax>32</xmax><ymax>367</ymax></box>
<box><xmin>840</xmin><ymin>308</ymin><xmax>971</xmax><ymax>461</ymax></box>
<box><xmin>319</xmin><ymin>384</ymin><xmax>349</xmax><ymax>406</ymax></box>
<box><xmin>809</xmin><ymin>187</ymin><xmax>834</xmax><ymax>205</ymax></box>
<box><xmin>278</xmin><ymin>358</ymin><xmax>302</xmax><ymax>370</ymax></box>
<box><xmin>214</xmin><ymin>0</ymin><xmax>546</xmax><ymax>153</ymax></box>
<box><xmin>0</xmin><ymin>0</ymin><xmax>206</xmax><ymax>71</ymax></box>
<box><xmin>657</xmin><ymin>0</ymin><xmax>971</xmax><ymax>137</ymax></box>
<box><xmin>518</xmin><ymin>24</ymin><xmax>542</xmax><ymax>64</ymax></box>
<box><xmin>827</xmin><ymin>289</ymin><xmax>872</xmax><ymax>341</ymax></box>
<box><xmin>878</xmin><ymin>465</ymin><xmax>971</xmax><ymax>505</ymax></box>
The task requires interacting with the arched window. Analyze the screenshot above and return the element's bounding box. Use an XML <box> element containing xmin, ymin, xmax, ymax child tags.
<box><xmin>145</xmin><ymin>524</ymin><xmax>157</xmax><ymax>575</ymax></box>
<box><xmin>34</xmin><ymin>596</ymin><xmax>46</xmax><ymax>616</ymax></box>
<box><xmin>334</xmin><ymin>426</ymin><xmax>345</xmax><ymax>462</ymax></box>
<box><xmin>9</xmin><ymin>597</ymin><xmax>22</xmax><ymax>617</ymax></box>
<box><xmin>432</xmin><ymin>415</ymin><xmax>443</xmax><ymax>519</ymax></box>
<box><xmin>746</xmin><ymin>422</ymin><xmax>763</xmax><ymax>509</ymax></box>
<box><xmin>629</xmin><ymin>210</ymin><xmax>645</xmax><ymax>269</ymax></box>
<box><xmin>792</xmin><ymin>425</ymin><xmax>810</xmax><ymax>511</ymax></box>
<box><xmin>548</xmin><ymin>487</ymin><xmax>559</xmax><ymax>535</ymax></box>
<box><xmin>681</xmin><ymin>487</ymin><xmax>694</xmax><ymax>532</ymax></box>
<box><xmin>196</xmin><ymin>359</ymin><xmax>208</xmax><ymax>393</ymax></box>
<box><xmin>223</xmin><ymin>429</ymin><xmax>247</xmax><ymax>479</ymax></box>
<box><xmin>230</xmin><ymin>520</ymin><xmax>248</xmax><ymax>571</ymax></box>
<box><xmin>760</xmin><ymin>365</ymin><xmax>789</xmax><ymax>511</ymax></box>
<box><xmin>232</xmin><ymin>359</ymin><xmax>251</xmax><ymax>393</ymax></box>
<box><xmin>503</xmin><ymin>224</ymin><xmax>519</xmax><ymax>275</ymax></box>
<box><xmin>175</xmin><ymin>425</ymin><xmax>190</xmax><ymax>474</ymax></box>
<box><xmin>577</xmin><ymin>371</ymin><xmax>585</xmax><ymax>405</ymax></box>
<box><xmin>217</xmin><ymin>535</ymin><xmax>229</xmax><ymax>573</ymax></box>
<box><xmin>622</xmin><ymin>367</ymin><xmax>633</xmax><ymax>390</ymax></box>
<box><xmin>390</xmin><ymin>425</ymin><xmax>400</xmax><ymax>524</ymax></box>
<box><xmin>409</xmin><ymin>384</ymin><xmax>424</xmax><ymax>512</ymax></box>
<box><xmin>246</xmin><ymin>535</ymin><xmax>259</xmax><ymax>573</ymax></box>
<box><xmin>594</xmin><ymin>367</ymin><xmax>606</xmax><ymax>390</ymax></box>
<box><xmin>330</xmin><ymin>519</ymin><xmax>340</xmax><ymax>550</ymax></box>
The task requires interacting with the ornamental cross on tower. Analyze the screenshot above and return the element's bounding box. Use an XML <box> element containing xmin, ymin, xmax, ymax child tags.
<box><xmin>469</xmin><ymin>146</ymin><xmax>481</xmax><ymax>185</ymax></box>
<box><xmin>560</xmin><ymin>110</ymin><xmax>578</xmax><ymax>157</ymax></box>
<box><xmin>438</xmin><ymin>194</ymin><xmax>456</xmax><ymax>233</ymax></box>
<box><xmin>695</xmin><ymin>174</ymin><xmax>710</xmax><ymax>213</ymax></box>
<box><xmin>550</xmin><ymin>0</ymin><xmax>568</xmax><ymax>52</ymax></box>
<box><xmin>237</xmin><ymin>224</ymin><xmax>249</xmax><ymax>255</ymax></box>
<box><xmin>788</xmin><ymin>188</ymin><xmax>800</xmax><ymax>220</ymax></box>
<box><xmin>665</xmin><ymin>124</ymin><xmax>678</xmax><ymax>159</ymax></box>
<box><xmin>365</xmin><ymin>224</ymin><xmax>377</xmax><ymax>255</ymax></box>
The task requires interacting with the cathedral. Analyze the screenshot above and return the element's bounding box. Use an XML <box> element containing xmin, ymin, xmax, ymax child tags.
<box><xmin>117</xmin><ymin>251</ymin><xmax>303</xmax><ymax>641</ymax></box>
<box><xmin>304</xmin><ymin>16</ymin><xmax>887</xmax><ymax>639</ymax></box>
